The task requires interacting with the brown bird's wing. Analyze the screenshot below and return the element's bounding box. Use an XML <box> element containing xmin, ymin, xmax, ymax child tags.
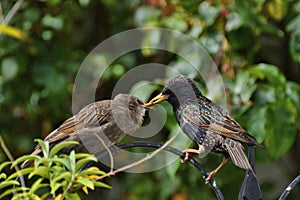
<box><xmin>181</xmin><ymin>99</ymin><xmax>260</xmax><ymax>146</ymax></box>
<box><xmin>21</xmin><ymin>101</ymin><xmax>112</xmax><ymax>168</ymax></box>
<box><xmin>46</xmin><ymin>100</ymin><xmax>112</xmax><ymax>144</ymax></box>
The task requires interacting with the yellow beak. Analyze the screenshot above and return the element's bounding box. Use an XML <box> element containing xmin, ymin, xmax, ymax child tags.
<box><xmin>143</xmin><ymin>93</ymin><xmax>169</xmax><ymax>107</ymax></box>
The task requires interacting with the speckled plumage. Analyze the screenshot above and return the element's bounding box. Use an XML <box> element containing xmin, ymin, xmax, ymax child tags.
<box><xmin>21</xmin><ymin>94</ymin><xmax>147</xmax><ymax>168</ymax></box>
<box><xmin>149</xmin><ymin>76</ymin><xmax>262</xmax><ymax>182</ymax></box>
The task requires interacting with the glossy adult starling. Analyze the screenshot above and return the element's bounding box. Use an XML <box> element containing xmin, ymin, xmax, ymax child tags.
<box><xmin>21</xmin><ymin>94</ymin><xmax>148</xmax><ymax>168</ymax></box>
<box><xmin>145</xmin><ymin>76</ymin><xmax>262</xmax><ymax>183</ymax></box>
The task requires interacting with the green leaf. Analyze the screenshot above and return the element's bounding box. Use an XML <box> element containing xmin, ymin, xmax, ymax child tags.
<box><xmin>93</xmin><ymin>181</ymin><xmax>112</xmax><ymax>189</ymax></box>
<box><xmin>35</xmin><ymin>139</ymin><xmax>50</xmax><ymax>158</ymax></box>
<box><xmin>51</xmin><ymin>157</ymin><xmax>71</xmax><ymax>170</ymax></box>
<box><xmin>0</xmin><ymin>173</ymin><xmax>7</xmax><ymax>180</ymax></box>
<box><xmin>74</xmin><ymin>156</ymin><xmax>97</xmax><ymax>172</ymax></box>
<box><xmin>78</xmin><ymin>168</ymin><xmax>106</xmax><ymax>176</ymax></box>
<box><xmin>52</xmin><ymin>171</ymin><xmax>71</xmax><ymax>183</ymax></box>
<box><xmin>29</xmin><ymin>178</ymin><xmax>46</xmax><ymax>194</ymax></box>
<box><xmin>0</xmin><ymin>180</ymin><xmax>20</xmax><ymax>190</ymax></box>
<box><xmin>50</xmin><ymin>182</ymin><xmax>62</xmax><ymax>194</ymax></box>
<box><xmin>50</xmin><ymin>141</ymin><xmax>79</xmax><ymax>158</ymax></box>
<box><xmin>0</xmin><ymin>187</ymin><xmax>29</xmax><ymax>199</ymax></box>
<box><xmin>0</xmin><ymin>24</ymin><xmax>26</xmax><ymax>40</ymax></box>
<box><xmin>248</xmin><ymin>64</ymin><xmax>286</xmax><ymax>86</ymax></box>
<box><xmin>11</xmin><ymin>155</ymin><xmax>40</xmax><ymax>168</ymax></box>
<box><xmin>243</xmin><ymin>106</ymin><xmax>267</xmax><ymax>143</ymax></box>
<box><xmin>29</xmin><ymin>166</ymin><xmax>50</xmax><ymax>179</ymax></box>
<box><xmin>0</xmin><ymin>161</ymin><xmax>11</xmax><ymax>172</ymax></box>
<box><xmin>76</xmin><ymin>178</ymin><xmax>94</xmax><ymax>190</ymax></box>
<box><xmin>65</xmin><ymin>192</ymin><xmax>81</xmax><ymax>200</ymax></box>
<box><xmin>265</xmin><ymin>104</ymin><xmax>297</xmax><ymax>159</ymax></box>
<box><xmin>7</xmin><ymin>168</ymin><xmax>34</xmax><ymax>180</ymax></box>
<box><xmin>69</xmin><ymin>151</ymin><xmax>76</xmax><ymax>173</ymax></box>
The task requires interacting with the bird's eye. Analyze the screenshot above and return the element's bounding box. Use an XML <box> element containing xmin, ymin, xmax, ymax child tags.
<box><xmin>129</xmin><ymin>103</ymin><xmax>135</xmax><ymax>111</ymax></box>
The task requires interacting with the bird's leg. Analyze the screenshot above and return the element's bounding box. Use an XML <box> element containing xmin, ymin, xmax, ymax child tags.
<box><xmin>205</xmin><ymin>156</ymin><xmax>229</xmax><ymax>184</ymax></box>
<box><xmin>181</xmin><ymin>145</ymin><xmax>207</xmax><ymax>163</ymax></box>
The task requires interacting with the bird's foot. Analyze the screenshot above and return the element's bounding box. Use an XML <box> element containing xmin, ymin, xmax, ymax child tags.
<box><xmin>181</xmin><ymin>148</ymin><xmax>200</xmax><ymax>163</ymax></box>
<box><xmin>205</xmin><ymin>171</ymin><xmax>217</xmax><ymax>184</ymax></box>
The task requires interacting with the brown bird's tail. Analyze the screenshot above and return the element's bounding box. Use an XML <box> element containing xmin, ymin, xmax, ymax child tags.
<box><xmin>224</xmin><ymin>138</ymin><xmax>257</xmax><ymax>179</ymax></box>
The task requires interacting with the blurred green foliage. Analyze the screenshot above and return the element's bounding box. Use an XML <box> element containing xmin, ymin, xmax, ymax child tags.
<box><xmin>0</xmin><ymin>0</ymin><xmax>300</xmax><ymax>199</ymax></box>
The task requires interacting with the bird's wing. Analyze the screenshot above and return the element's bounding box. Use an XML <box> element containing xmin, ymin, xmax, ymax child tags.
<box><xmin>47</xmin><ymin>100</ymin><xmax>112</xmax><ymax>144</ymax></box>
<box><xmin>181</xmin><ymin>101</ymin><xmax>259</xmax><ymax>145</ymax></box>
<box><xmin>21</xmin><ymin>101</ymin><xmax>112</xmax><ymax>168</ymax></box>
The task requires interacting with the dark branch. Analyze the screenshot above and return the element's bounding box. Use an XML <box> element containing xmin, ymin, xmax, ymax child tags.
<box><xmin>279</xmin><ymin>174</ymin><xmax>300</xmax><ymax>200</ymax></box>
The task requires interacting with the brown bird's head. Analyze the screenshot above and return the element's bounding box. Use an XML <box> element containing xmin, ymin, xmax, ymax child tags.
<box><xmin>113</xmin><ymin>94</ymin><xmax>148</xmax><ymax>132</ymax></box>
<box><xmin>145</xmin><ymin>76</ymin><xmax>202</xmax><ymax>108</ymax></box>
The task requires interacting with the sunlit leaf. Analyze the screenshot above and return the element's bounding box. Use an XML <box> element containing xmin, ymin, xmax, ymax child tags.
<box><xmin>11</xmin><ymin>155</ymin><xmax>40</xmax><ymax>168</ymax></box>
<box><xmin>74</xmin><ymin>156</ymin><xmax>97</xmax><ymax>172</ymax></box>
<box><xmin>35</xmin><ymin>139</ymin><xmax>50</xmax><ymax>159</ymax></box>
<box><xmin>28</xmin><ymin>166</ymin><xmax>49</xmax><ymax>179</ymax></box>
<box><xmin>50</xmin><ymin>141</ymin><xmax>79</xmax><ymax>158</ymax></box>
<box><xmin>0</xmin><ymin>161</ymin><xmax>11</xmax><ymax>172</ymax></box>
<box><xmin>0</xmin><ymin>180</ymin><xmax>20</xmax><ymax>190</ymax></box>
<box><xmin>76</xmin><ymin>178</ymin><xmax>94</xmax><ymax>190</ymax></box>
<box><xmin>7</xmin><ymin>168</ymin><xmax>33</xmax><ymax>180</ymax></box>
<box><xmin>0</xmin><ymin>24</ymin><xmax>26</xmax><ymax>40</ymax></box>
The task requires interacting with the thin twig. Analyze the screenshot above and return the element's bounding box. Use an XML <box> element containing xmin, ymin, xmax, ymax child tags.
<box><xmin>2</xmin><ymin>0</ymin><xmax>24</xmax><ymax>25</ymax></box>
<box><xmin>0</xmin><ymin>135</ymin><xmax>28</xmax><ymax>198</ymax></box>
<box><xmin>96</xmin><ymin>128</ymin><xmax>181</xmax><ymax>180</ymax></box>
<box><xmin>92</xmin><ymin>131</ymin><xmax>114</xmax><ymax>173</ymax></box>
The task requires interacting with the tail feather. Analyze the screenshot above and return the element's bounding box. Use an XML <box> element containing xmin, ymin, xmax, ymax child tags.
<box><xmin>225</xmin><ymin>138</ymin><xmax>257</xmax><ymax>178</ymax></box>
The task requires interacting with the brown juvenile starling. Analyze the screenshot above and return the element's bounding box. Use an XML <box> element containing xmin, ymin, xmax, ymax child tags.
<box><xmin>145</xmin><ymin>76</ymin><xmax>262</xmax><ymax>183</ymax></box>
<box><xmin>21</xmin><ymin>94</ymin><xmax>148</xmax><ymax>168</ymax></box>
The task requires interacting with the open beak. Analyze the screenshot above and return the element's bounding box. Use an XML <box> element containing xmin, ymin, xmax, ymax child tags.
<box><xmin>143</xmin><ymin>93</ymin><xmax>169</xmax><ymax>107</ymax></box>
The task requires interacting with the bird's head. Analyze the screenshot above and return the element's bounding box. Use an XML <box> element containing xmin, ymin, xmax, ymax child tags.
<box><xmin>144</xmin><ymin>76</ymin><xmax>202</xmax><ymax>107</ymax></box>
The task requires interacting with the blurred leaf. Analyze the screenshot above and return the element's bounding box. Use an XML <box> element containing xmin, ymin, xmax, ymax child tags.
<box><xmin>227</xmin><ymin>26</ymin><xmax>255</xmax><ymax>50</ymax></box>
<box><xmin>289</xmin><ymin>34</ymin><xmax>300</xmax><ymax>62</ymax></box>
<box><xmin>267</xmin><ymin>0</ymin><xmax>288</xmax><ymax>21</ymax></box>
<box><xmin>243</xmin><ymin>106</ymin><xmax>267</xmax><ymax>143</ymax></box>
<box><xmin>141</xmin><ymin>28</ymin><xmax>161</xmax><ymax>56</ymax></box>
<box><xmin>1</xmin><ymin>57</ymin><xmax>18</xmax><ymax>81</ymax></box>
<box><xmin>130</xmin><ymin>81</ymin><xmax>159</xmax><ymax>102</ymax></box>
<box><xmin>0</xmin><ymin>24</ymin><xmax>26</xmax><ymax>40</ymax></box>
<box><xmin>54</xmin><ymin>194</ymin><xmax>63</xmax><ymax>200</ymax></box>
<box><xmin>265</xmin><ymin>104</ymin><xmax>296</xmax><ymax>159</ymax></box>
<box><xmin>248</xmin><ymin>64</ymin><xmax>286</xmax><ymax>86</ymax></box>
<box><xmin>225</xmin><ymin>12</ymin><xmax>243</xmax><ymax>31</ymax></box>
<box><xmin>198</xmin><ymin>2</ymin><xmax>219</xmax><ymax>26</ymax></box>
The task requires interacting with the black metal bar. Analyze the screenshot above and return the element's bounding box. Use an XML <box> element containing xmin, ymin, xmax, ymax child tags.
<box><xmin>279</xmin><ymin>174</ymin><xmax>300</xmax><ymax>200</ymax></box>
<box><xmin>116</xmin><ymin>142</ymin><xmax>224</xmax><ymax>200</ymax></box>
<box><xmin>238</xmin><ymin>145</ymin><xmax>262</xmax><ymax>200</ymax></box>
